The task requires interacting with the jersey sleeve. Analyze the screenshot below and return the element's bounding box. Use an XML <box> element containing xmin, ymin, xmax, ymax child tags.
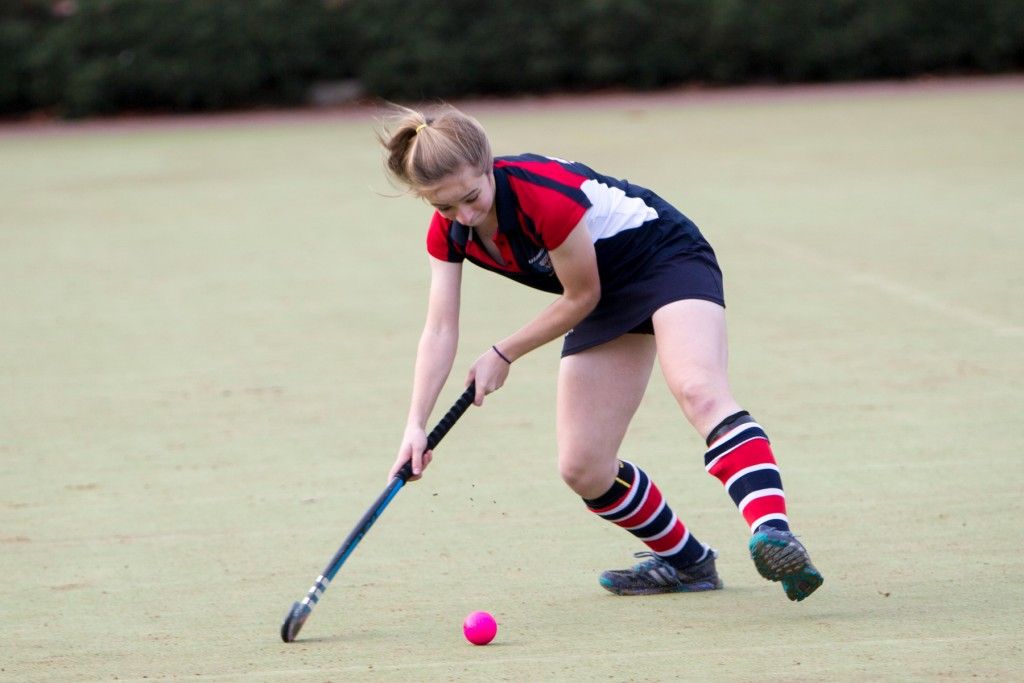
<box><xmin>426</xmin><ymin>212</ymin><xmax>464</xmax><ymax>262</ymax></box>
<box><xmin>505</xmin><ymin>161</ymin><xmax>590</xmax><ymax>251</ymax></box>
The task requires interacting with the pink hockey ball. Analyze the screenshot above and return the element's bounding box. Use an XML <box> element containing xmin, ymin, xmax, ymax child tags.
<box><xmin>462</xmin><ymin>611</ymin><xmax>497</xmax><ymax>645</ymax></box>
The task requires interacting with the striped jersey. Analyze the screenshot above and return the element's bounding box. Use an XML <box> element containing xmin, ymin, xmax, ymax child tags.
<box><xmin>426</xmin><ymin>154</ymin><xmax>710</xmax><ymax>294</ymax></box>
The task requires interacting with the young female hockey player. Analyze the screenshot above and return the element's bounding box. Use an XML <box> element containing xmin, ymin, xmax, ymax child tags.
<box><xmin>380</xmin><ymin>104</ymin><xmax>822</xmax><ymax>601</ymax></box>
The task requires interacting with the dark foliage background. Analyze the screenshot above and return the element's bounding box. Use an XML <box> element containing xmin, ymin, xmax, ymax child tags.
<box><xmin>3</xmin><ymin>0</ymin><xmax>1023</xmax><ymax>118</ymax></box>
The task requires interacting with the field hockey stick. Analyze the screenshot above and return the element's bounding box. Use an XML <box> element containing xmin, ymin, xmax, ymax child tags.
<box><xmin>280</xmin><ymin>383</ymin><xmax>476</xmax><ymax>643</ymax></box>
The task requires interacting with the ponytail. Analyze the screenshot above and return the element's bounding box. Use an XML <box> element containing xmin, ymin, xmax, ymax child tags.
<box><xmin>377</xmin><ymin>104</ymin><xmax>492</xmax><ymax>191</ymax></box>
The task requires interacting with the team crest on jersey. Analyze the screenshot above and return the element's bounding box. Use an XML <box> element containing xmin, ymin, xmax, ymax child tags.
<box><xmin>528</xmin><ymin>249</ymin><xmax>553</xmax><ymax>273</ymax></box>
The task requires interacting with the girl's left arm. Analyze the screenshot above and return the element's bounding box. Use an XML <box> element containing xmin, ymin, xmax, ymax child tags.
<box><xmin>467</xmin><ymin>220</ymin><xmax>600</xmax><ymax>404</ymax></box>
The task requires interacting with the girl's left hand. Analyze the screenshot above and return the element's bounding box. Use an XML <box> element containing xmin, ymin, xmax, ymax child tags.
<box><xmin>467</xmin><ymin>347</ymin><xmax>511</xmax><ymax>405</ymax></box>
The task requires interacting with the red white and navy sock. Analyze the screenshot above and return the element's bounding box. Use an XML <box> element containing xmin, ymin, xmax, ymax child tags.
<box><xmin>704</xmin><ymin>411</ymin><xmax>790</xmax><ymax>533</ymax></box>
<box><xmin>584</xmin><ymin>460</ymin><xmax>709</xmax><ymax>570</ymax></box>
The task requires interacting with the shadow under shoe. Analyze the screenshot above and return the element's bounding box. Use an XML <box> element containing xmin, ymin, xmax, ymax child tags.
<box><xmin>599</xmin><ymin>550</ymin><xmax>723</xmax><ymax>596</ymax></box>
<box><xmin>749</xmin><ymin>525</ymin><xmax>824</xmax><ymax>602</ymax></box>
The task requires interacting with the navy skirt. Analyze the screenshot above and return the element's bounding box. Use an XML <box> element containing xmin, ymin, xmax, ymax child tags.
<box><xmin>561</xmin><ymin>246</ymin><xmax>725</xmax><ymax>356</ymax></box>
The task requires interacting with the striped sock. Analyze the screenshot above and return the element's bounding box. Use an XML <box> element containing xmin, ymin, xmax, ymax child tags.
<box><xmin>704</xmin><ymin>411</ymin><xmax>790</xmax><ymax>532</ymax></box>
<box><xmin>584</xmin><ymin>460</ymin><xmax>709</xmax><ymax>570</ymax></box>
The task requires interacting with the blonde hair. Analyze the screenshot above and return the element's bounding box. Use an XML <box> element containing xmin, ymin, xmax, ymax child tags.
<box><xmin>378</xmin><ymin>103</ymin><xmax>492</xmax><ymax>192</ymax></box>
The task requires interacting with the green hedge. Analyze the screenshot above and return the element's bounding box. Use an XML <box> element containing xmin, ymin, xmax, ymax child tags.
<box><xmin>20</xmin><ymin>0</ymin><xmax>354</xmax><ymax>118</ymax></box>
<box><xmin>3</xmin><ymin>0</ymin><xmax>1023</xmax><ymax>118</ymax></box>
<box><xmin>345</xmin><ymin>0</ymin><xmax>1024</xmax><ymax>98</ymax></box>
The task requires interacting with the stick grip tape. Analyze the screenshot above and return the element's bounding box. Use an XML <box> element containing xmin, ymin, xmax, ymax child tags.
<box><xmin>396</xmin><ymin>382</ymin><xmax>476</xmax><ymax>482</ymax></box>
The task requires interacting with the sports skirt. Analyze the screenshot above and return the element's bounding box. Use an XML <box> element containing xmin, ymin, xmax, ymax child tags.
<box><xmin>561</xmin><ymin>244</ymin><xmax>725</xmax><ymax>356</ymax></box>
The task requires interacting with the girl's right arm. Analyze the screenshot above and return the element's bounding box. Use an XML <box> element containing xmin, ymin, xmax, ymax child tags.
<box><xmin>389</xmin><ymin>256</ymin><xmax>463</xmax><ymax>481</ymax></box>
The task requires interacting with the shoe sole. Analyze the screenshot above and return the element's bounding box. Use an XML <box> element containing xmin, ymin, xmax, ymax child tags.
<box><xmin>599</xmin><ymin>575</ymin><xmax>723</xmax><ymax>596</ymax></box>
<box><xmin>749</xmin><ymin>532</ymin><xmax>824</xmax><ymax>602</ymax></box>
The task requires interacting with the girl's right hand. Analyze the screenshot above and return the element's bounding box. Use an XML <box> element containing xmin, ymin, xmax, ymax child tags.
<box><xmin>389</xmin><ymin>425</ymin><xmax>433</xmax><ymax>482</ymax></box>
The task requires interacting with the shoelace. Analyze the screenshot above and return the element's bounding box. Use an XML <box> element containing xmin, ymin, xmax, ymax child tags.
<box><xmin>630</xmin><ymin>551</ymin><xmax>674</xmax><ymax>573</ymax></box>
<box><xmin>756</xmin><ymin>525</ymin><xmax>801</xmax><ymax>541</ymax></box>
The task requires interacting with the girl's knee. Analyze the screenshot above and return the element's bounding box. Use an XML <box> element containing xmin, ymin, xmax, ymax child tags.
<box><xmin>558</xmin><ymin>452</ymin><xmax>616</xmax><ymax>500</ymax></box>
<box><xmin>668</xmin><ymin>376</ymin><xmax>737</xmax><ymax>432</ymax></box>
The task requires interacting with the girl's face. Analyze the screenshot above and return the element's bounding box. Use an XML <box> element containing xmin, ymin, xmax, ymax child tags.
<box><xmin>421</xmin><ymin>164</ymin><xmax>496</xmax><ymax>230</ymax></box>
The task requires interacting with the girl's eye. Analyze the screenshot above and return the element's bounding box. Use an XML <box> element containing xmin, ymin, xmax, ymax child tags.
<box><xmin>435</xmin><ymin>192</ymin><xmax>478</xmax><ymax>213</ymax></box>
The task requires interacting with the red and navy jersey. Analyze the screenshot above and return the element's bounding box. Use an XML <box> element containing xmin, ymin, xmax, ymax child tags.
<box><xmin>426</xmin><ymin>154</ymin><xmax>711</xmax><ymax>294</ymax></box>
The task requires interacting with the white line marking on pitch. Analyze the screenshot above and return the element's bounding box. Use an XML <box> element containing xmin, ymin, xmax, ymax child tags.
<box><xmin>145</xmin><ymin>632</ymin><xmax>1011</xmax><ymax>680</ymax></box>
<box><xmin>754</xmin><ymin>240</ymin><xmax>1024</xmax><ymax>338</ymax></box>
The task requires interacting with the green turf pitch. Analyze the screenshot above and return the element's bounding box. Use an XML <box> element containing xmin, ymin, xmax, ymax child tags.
<box><xmin>2</xmin><ymin>79</ymin><xmax>1023</xmax><ymax>681</ymax></box>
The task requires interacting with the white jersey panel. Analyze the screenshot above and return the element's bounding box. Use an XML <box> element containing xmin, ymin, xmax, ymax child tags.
<box><xmin>580</xmin><ymin>178</ymin><xmax>659</xmax><ymax>243</ymax></box>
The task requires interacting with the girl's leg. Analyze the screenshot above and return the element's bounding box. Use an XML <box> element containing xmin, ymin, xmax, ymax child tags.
<box><xmin>558</xmin><ymin>333</ymin><xmax>720</xmax><ymax>595</ymax></box>
<box><xmin>652</xmin><ymin>299</ymin><xmax>823</xmax><ymax>601</ymax></box>
<box><xmin>557</xmin><ymin>333</ymin><xmax>655</xmax><ymax>500</ymax></box>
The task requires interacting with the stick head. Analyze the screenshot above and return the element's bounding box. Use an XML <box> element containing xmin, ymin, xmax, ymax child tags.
<box><xmin>280</xmin><ymin>602</ymin><xmax>311</xmax><ymax>643</ymax></box>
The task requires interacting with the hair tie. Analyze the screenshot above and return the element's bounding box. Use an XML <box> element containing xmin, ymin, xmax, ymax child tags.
<box><xmin>415</xmin><ymin>123</ymin><xmax>427</xmax><ymax>133</ymax></box>
<box><xmin>492</xmin><ymin>345</ymin><xmax>512</xmax><ymax>365</ymax></box>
